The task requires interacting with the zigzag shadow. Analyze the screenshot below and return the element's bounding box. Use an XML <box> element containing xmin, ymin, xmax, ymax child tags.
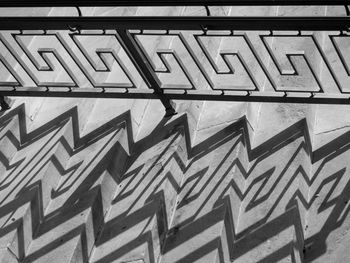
<box><xmin>0</xmin><ymin>103</ymin><xmax>349</xmax><ymax>262</ymax></box>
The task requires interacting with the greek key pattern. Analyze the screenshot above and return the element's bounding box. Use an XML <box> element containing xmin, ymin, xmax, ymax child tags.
<box><xmin>0</xmin><ymin>29</ymin><xmax>350</xmax><ymax>101</ymax></box>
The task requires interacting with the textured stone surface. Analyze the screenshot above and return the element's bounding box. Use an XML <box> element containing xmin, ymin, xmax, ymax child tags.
<box><xmin>0</xmin><ymin>5</ymin><xmax>349</xmax><ymax>263</ymax></box>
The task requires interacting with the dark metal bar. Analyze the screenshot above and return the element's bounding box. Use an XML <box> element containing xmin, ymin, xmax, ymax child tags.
<box><xmin>0</xmin><ymin>16</ymin><xmax>349</xmax><ymax>31</ymax></box>
<box><xmin>0</xmin><ymin>0</ymin><xmax>349</xmax><ymax>7</ymax></box>
<box><xmin>116</xmin><ymin>30</ymin><xmax>177</xmax><ymax>117</ymax></box>
<box><xmin>1</xmin><ymin>90</ymin><xmax>350</xmax><ymax>105</ymax></box>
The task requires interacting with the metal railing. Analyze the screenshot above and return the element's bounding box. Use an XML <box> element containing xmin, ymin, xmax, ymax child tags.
<box><xmin>0</xmin><ymin>1</ymin><xmax>349</xmax><ymax>115</ymax></box>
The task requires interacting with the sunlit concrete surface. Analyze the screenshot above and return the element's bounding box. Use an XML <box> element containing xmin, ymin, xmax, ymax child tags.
<box><xmin>0</xmin><ymin>5</ymin><xmax>349</xmax><ymax>263</ymax></box>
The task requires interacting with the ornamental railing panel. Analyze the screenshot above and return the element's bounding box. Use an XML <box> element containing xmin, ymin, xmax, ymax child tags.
<box><xmin>0</xmin><ymin>2</ymin><xmax>349</xmax><ymax>114</ymax></box>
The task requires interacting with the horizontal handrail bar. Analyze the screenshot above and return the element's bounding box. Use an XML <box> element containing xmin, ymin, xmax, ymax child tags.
<box><xmin>0</xmin><ymin>0</ymin><xmax>349</xmax><ymax>7</ymax></box>
<box><xmin>0</xmin><ymin>16</ymin><xmax>349</xmax><ymax>31</ymax></box>
<box><xmin>2</xmin><ymin>89</ymin><xmax>350</xmax><ymax>105</ymax></box>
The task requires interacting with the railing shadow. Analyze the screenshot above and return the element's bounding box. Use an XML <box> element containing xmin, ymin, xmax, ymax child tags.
<box><xmin>0</xmin><ymin>103</ymin><xmax>348</xmax><ymax>262</ymax></box>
